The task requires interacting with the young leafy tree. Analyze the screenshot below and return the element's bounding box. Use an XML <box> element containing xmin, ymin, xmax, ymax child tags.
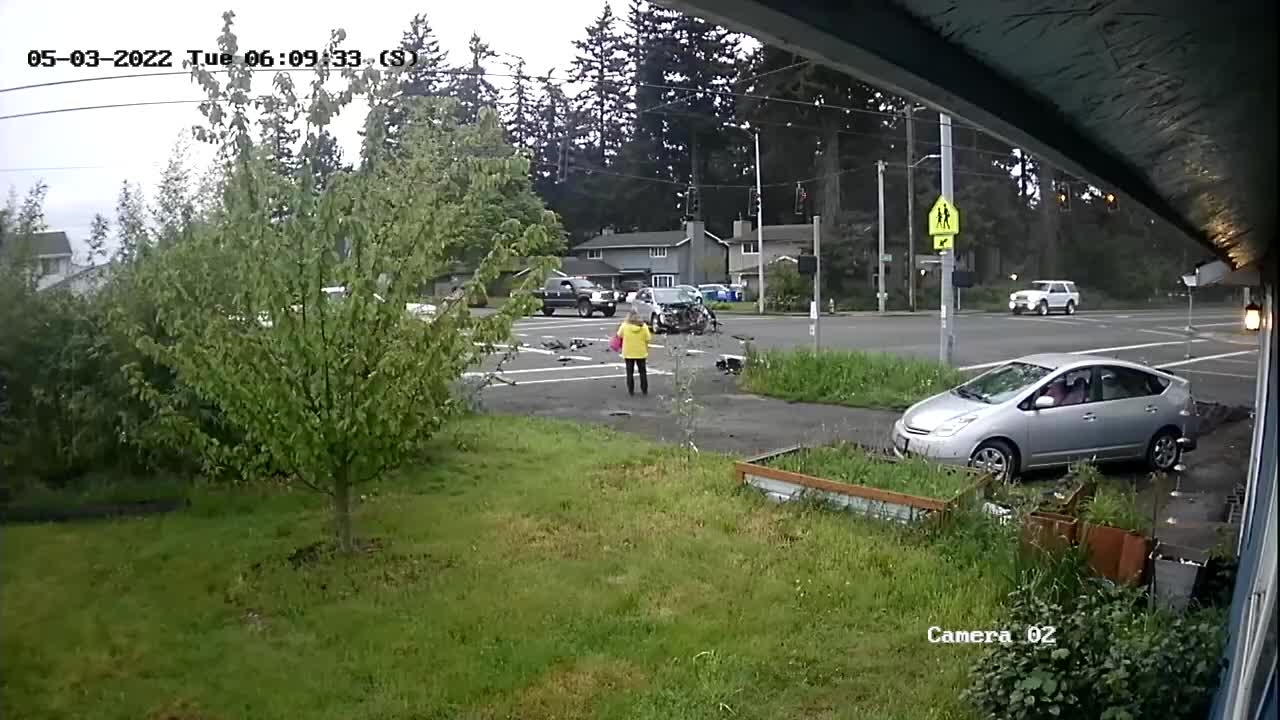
<box><xmin>0</xmin><ymin>186</ymin><xmax>18</xmax><ymax>240</ymax></box>
<box><xmin>87</xmin><ymin>213</ymin><xmax>110</xmax><ymax>264</ymax></box>
<box><xmin>114</xmin><ymin>180</ymin><xmax>150</xmax><ymax>262</ymax></box>
<box><xmin>0</xmin><ymin>182</ymin><xmax>49</xmax><ymax>285</ymax></box>
<box><xmin>141</xmin><ymin>14</ymin><xmax>561</xmax><ymax>551</ymax></box>
<box><xmin>153</xmin><ymin>138</ymin><xmax>195</xmax><ymax>246</ymax></box>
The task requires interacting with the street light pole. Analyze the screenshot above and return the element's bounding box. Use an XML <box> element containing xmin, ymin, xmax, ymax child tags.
<box><xmin>754</xmin><ymin>130</ymin><xmax>765</xmax><ymax>314</ymax></box>
<box><xmin>939</xmin><ymin>113</ymin><xmax>955</xmax><ymax>365</ymax></box>
<box><xmin>877</xmin><ymin>159</ymin><xmax>886</xmax><ymax>313</ymax></box>
<box><xmin>905</xmin><ymin>105</ymin><xmax>916</xmax><ymax>312</ymax></box>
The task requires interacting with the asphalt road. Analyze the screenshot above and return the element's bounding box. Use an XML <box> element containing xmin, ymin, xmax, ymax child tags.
<box><xmin>472</xmin><ymin>304</ymin><xmax>1259</xmax><ymax>410</ymax></box>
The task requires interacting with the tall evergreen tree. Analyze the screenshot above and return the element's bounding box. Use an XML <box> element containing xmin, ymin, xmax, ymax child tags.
<box><xmin>450</xmin><ymin>33</ymin><xmax>499</xmax><ymax>125</ymax></box>
<box><xmin>382</xmin><ymin>13</ymin><xmax>452</xmax><ymax>158</ymax></box>
<box><xmin>503</xmin><ymin>57</ymin><xmax>539</xmax><ymax>152</ymax></box>
<box><xmin>569</xmin><ymin>3</ymin><xmax>629</xmax><ymax>165</ymax></box>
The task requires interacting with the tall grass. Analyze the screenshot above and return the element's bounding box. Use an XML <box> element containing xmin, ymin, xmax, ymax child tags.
<box><xmin>740</xmin><ymin>348</ymin><xmax>965</xmax><ymax>409</ymax></box>
<box><xmin>767</xmin><ymin>442</ymin><xmax>978</xmax><ymax>499</ymax></box>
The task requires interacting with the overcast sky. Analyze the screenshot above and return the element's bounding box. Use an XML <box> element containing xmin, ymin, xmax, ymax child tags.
<box><xmin>0</xmin><ymin>0</ymin><xmax>610</xmax><ymax>260</ymax></box>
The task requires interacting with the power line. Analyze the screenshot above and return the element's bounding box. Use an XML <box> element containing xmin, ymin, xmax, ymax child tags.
<box><xmin>0</xmin><ymin>64</ymin><xmax>979</xmax><ymax>132</ymax></box>
<box><xmin>637</xmin><ymin>59</ymin><xmax>811</xmax><ymax>116</ymax></box>
<box><xmin>0</xmin><ymin>99</ymin><xmax>203</xmax><ymax>121</ymax></box>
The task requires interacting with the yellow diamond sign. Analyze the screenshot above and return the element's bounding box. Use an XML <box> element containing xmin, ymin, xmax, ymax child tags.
<box><xmin>927</xmin><ymin>195</ymin><xmax>960</xmax><ymax>237</ymax></box>
<box><xmin>933</xmin><ymin>234</ymin><xmax>954</xmax><ymax>250</ymax></box>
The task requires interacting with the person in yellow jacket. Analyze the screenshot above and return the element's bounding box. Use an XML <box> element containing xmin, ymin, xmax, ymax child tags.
<box><xmin>616</xmin><ymin>310</ymin><xmax>652</xmax><ymax>396</ymax></box>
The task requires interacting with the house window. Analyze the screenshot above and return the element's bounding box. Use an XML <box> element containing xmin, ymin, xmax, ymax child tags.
<box><xmin>585</xmin><ymin>249</ymin><xmax>603</xmax><ymax>260</ymax></box>
<box><xmin>38</xmin><ymin>257</ymin><xmax>60</xmax><ymax>277</ymax></box>
<box><xmin>651</xmin><ymin>274</ymin><xmax>676</xmax><ymax>288</ymax></box>
<box><xmin>649</xmin><ymin>247</ymin><xmax>668</xmax><ymax>258</ymax></box>
<box><xmin>741</xmin><ymin>242</ymin><xmax>759</xmax><ymax>255</ymax></box>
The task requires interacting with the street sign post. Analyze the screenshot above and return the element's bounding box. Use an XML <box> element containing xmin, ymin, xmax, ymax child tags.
<box><xmin>928</xmin><ymin>118</ymin><xmax>959</xmax><ymax>363</ymax></box>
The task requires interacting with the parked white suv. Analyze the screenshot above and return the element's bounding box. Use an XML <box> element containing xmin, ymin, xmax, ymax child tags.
<box><xmin>1010</xmin><ymin>280</ymin><xmax>1080</xmax><ymax>316</ymax></box>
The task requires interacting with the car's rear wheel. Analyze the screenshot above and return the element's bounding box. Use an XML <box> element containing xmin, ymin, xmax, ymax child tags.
<box><xmin>1147</xmin><ymin>428</ymin><xmax>1181</xmax><ymax>472</ymax></box>
<box><xmin>578</xmin><ymin>300</ymin><xmax>594</xmax><ymax>318</ymax></box>
<box><xmin>971</xmin><ymin>439</ymin><xmax>1018</xmax><ymax>481</ymax></box>
<box><xmin>541</xmin><ymin>307</ymin><xmax>555</xmax><ymax>316</ymax></box>
<box><xmin>1037</xmin><ymin>300</ymin><xmax>1049</xmax><ymax>316</ymax></box>
<box><xmin>1065</xmin><ymin>300</ymin><xmax>1076</xmax><ymax>315</ymax></box>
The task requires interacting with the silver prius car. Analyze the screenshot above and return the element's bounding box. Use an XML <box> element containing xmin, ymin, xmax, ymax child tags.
<box><xmin>892</xmin><ymin>354</ymin><xmax>1197</xmax><ymax>479</ymax></box>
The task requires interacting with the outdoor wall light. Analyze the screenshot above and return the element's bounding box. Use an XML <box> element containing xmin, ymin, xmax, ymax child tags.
<box><xmin>1244</xmin><ymin>302</ymin><xmax>1262</xmax><ymax>332</ymax></box>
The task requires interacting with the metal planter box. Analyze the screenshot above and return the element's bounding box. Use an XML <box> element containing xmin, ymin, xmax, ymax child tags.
<box><xmin>734</xmin><ymin>444</ymin><xmax>991</xmax><ymax>524</ymax></box>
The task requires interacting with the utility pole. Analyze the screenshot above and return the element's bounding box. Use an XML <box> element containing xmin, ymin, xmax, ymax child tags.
<box><xmin>755</xmin><ymin>131</ymin><xmax>765</xmax><ymax>314</ymax></box>
<box><xmin>905</xmin><ymin>105</ymin><xmax>917</xmax><ymax>312</ymax></box>
<box><xmin>939</xmin><ymin>113</ymin><xmax>955</xmax><ymax>364</ymax></box>
<box><xmin>877</xmin><ymin>160</ymin><xmax>887</xmax><ymax>314</ymax></box>
<box><xmin>813</xmin><ymin>214</ymin><xmax>822</xmax><ymax>350</ymax></box>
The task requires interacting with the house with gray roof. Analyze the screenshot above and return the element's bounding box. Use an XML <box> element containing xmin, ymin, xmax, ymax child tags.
<box><xmin>0</xmin><ymin>230</ymin><xmax>77</xmax><ymax>290</ymax></box>
<box><xmin>726</xmin><ymin>219</ymin><xmax>876</xmax><ymax>294</ymax></box>
<box><xmin>571</xmin><ymin>222</ymin><xmax>728</xmax><ymax>288</ymax></box>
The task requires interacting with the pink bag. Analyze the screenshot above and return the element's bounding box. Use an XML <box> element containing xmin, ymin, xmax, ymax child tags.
<box><xmin>609</xmin><ymin>334</ymin><xmax>623</xmax><ymax>352</ymax></box>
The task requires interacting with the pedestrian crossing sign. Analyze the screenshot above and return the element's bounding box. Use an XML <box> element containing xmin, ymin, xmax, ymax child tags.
<box><xmin>933</xmin><ymin>234</ymin><xmax>954</xmax><ymax>250</ymax></box>
<box><xmin>928</xmin><ymin>195</ymin><xmax>960</xmax><ymax>237</ymax></box>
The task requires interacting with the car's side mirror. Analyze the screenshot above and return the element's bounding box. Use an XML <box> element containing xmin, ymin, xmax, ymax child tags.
<box><xmin>1034</xmin><ymin>395</ymin><xmax>1057</xmax><ymax>409</ymax></box>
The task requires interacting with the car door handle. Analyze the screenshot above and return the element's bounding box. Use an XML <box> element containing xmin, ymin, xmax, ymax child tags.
<box><xmin>1082</xmin><ymin>413</ymin><xmax>1097</xmax><ymax>422</ymax></box>
<box><xmin>1144</xmin><ymin>405</ymin><xmax>1160</xmax><ymax>413</ymax></box>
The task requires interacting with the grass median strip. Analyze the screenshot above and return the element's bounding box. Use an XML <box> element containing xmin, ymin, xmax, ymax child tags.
<box><xmin>2</xmin><ymin>415</ymin><xmax>1011</xmax><ymax>720</ymax></box>
<box><xmin>740</xmin><ymin>348</ymin><xmax>965</xmax><ymax>410</ymax></box>
<box><xmin>766</xmin><ymin>442</ymin><xmax>978</xmax><ymax>500</ymax></box>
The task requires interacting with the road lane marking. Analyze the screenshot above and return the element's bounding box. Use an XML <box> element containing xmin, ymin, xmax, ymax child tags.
<box><xmin>465</xmin><ymin>363</ymin><xmax>626</xmax><ymax>377</ymax></box>
<box><xmin>1137</xmin><ymin>328</ymin><xmax>1191</xmax><ymax>339</ymax></box>
<box><xmin>1157</xmin><ymin>350</ymin><xmax>1257</xmax><ymax>369</ymax></box>
<box><xmin>1173</xmin><ymin>369</ymin><xmax>1255</xmax><ymax>379</ymax></box>
<box><xmin>478</xmin><ymin>370</ymin><xmax>671</xmax><ymax>387</ymax></box>
<box><xmin>957</xmin><ymin>339</ymin><xmax>1210</xmax><ymax>371</ymax></box>
<box><xmin>478</xmin><ymin>343</ymin><xmax>556</xmax><ymax>355</ymax></box>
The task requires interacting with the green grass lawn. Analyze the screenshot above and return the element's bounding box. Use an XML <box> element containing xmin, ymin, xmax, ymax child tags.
<box><xmin>766</xmin><ymin>443</ymin><xmax>982</xmax><ymax>499</ymax></box>
<box><xmin>2</xmin><ymin>416</ymin><xmax>1011</xmax><ymax>720</ymax></box>
<box><xmin>740</xmin><ymin>349</ymin><xmax>966</xmax><ymax>410</ymax></box>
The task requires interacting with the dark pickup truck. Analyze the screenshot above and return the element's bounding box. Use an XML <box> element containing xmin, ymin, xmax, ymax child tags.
<box><xmin>534</xmin><ymin>277</ymin><xmax>618</xmax><ymax>317</ymax></box>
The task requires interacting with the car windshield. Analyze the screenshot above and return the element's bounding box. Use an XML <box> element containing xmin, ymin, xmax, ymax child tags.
<box><xmin>652</xmin><ymin>288</ymin><xmax>691</xmax><ymax>304</ymax></box>
<box><xmin>953</xmin><ymin>361</ymin><xmax>1053</xmax><ymax>404</ymax></box>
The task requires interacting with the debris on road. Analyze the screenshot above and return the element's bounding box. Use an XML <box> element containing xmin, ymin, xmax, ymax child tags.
<box><xmin>716</xmin><ymin>356</ymin><xmax>744</xmax><ymax>375</ymax></box>
<box><xmin>541</xmin><ymin>338</ymin><xmax>567</xmax><ymax>351</ymax></box>
<box><xmin>568</xmin><ymin>338</ymin><xmax>594</xmax><ymax>350</ymax></box>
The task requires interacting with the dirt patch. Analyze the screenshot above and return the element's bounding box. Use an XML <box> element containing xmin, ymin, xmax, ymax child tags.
<box><xmin>513</xmin><ymin>658</ymin><xmax>647</xmax><ymax>720</ymax></box>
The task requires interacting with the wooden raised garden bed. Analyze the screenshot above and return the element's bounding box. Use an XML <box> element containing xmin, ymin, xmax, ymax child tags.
<box><xmin>734</xmin><ymin>443</ymin><xmax>991</xmax><ymax>524</ymax></box>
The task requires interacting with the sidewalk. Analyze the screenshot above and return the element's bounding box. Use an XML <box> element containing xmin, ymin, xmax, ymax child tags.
<box><xmin>1141</xmin><ymin>413</ymin><xmax>1253</xmax><ymax>552</ymax></box>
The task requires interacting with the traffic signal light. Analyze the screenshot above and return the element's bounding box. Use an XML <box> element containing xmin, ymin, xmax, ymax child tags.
<box><xmin>1104</xmin><ymin>191</ymin><xmax>1118</xmax><ymax>212</ymax></box>
<box><xmin>685</xmin><ymin>185</ymin><xmax>700</xmax><ymax>218</ymax></box>
<box><xmin>748</xmin><ymin>187</ymin><xmax>761</xmax><ymax>217</ymax></box>
<box><xmin>794</xmin><ymin>183</ymin><xmax>807</xmax><ymax>216</ymax></box>
<box><xmin>1056</xmin><ymin>183</ymin><xmax>1071</xmax><ymax>212</ymax></box>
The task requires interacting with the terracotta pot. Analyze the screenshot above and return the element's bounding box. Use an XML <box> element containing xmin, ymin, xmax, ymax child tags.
<box><xmin>1116</xmin><ymin>533</ymin><xmax>1152</xmax><ymax>585</ymax></box>
<box><xmin>1022</xmin><ymin>511</ymin><xmax>1079</xmax><ymax>555</ymax></box>
<box><xmin>1080</xmin><ymin>522</ymin><xmax>1127</xmax><ymax>579</ymax></box>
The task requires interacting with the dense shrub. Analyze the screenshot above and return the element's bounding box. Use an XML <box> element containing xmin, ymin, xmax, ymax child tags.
<box><xmin>963</xmin><ymin>583</ymin><xmax>1226</xmax><ymax>720</ymax></box>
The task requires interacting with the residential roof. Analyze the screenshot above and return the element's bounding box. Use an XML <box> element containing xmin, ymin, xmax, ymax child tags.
<box><xmin>728</xmin><ymin>223</ymin><xmax>874</xmax><ymax>244</ymax></box>
<box><xmin>558</xmin><ymin>257</ymin><xmax>622</xmax><ymax>277</ymax></box>
<box><xmin>0</xmin><ymin>230</ymin><xmax>72</xmax><ymax>258</ymax></box>
<box><xmin>576</xmin><ymin>228</ymin><xmax>728</xmax><ymax>250</ymax></box>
